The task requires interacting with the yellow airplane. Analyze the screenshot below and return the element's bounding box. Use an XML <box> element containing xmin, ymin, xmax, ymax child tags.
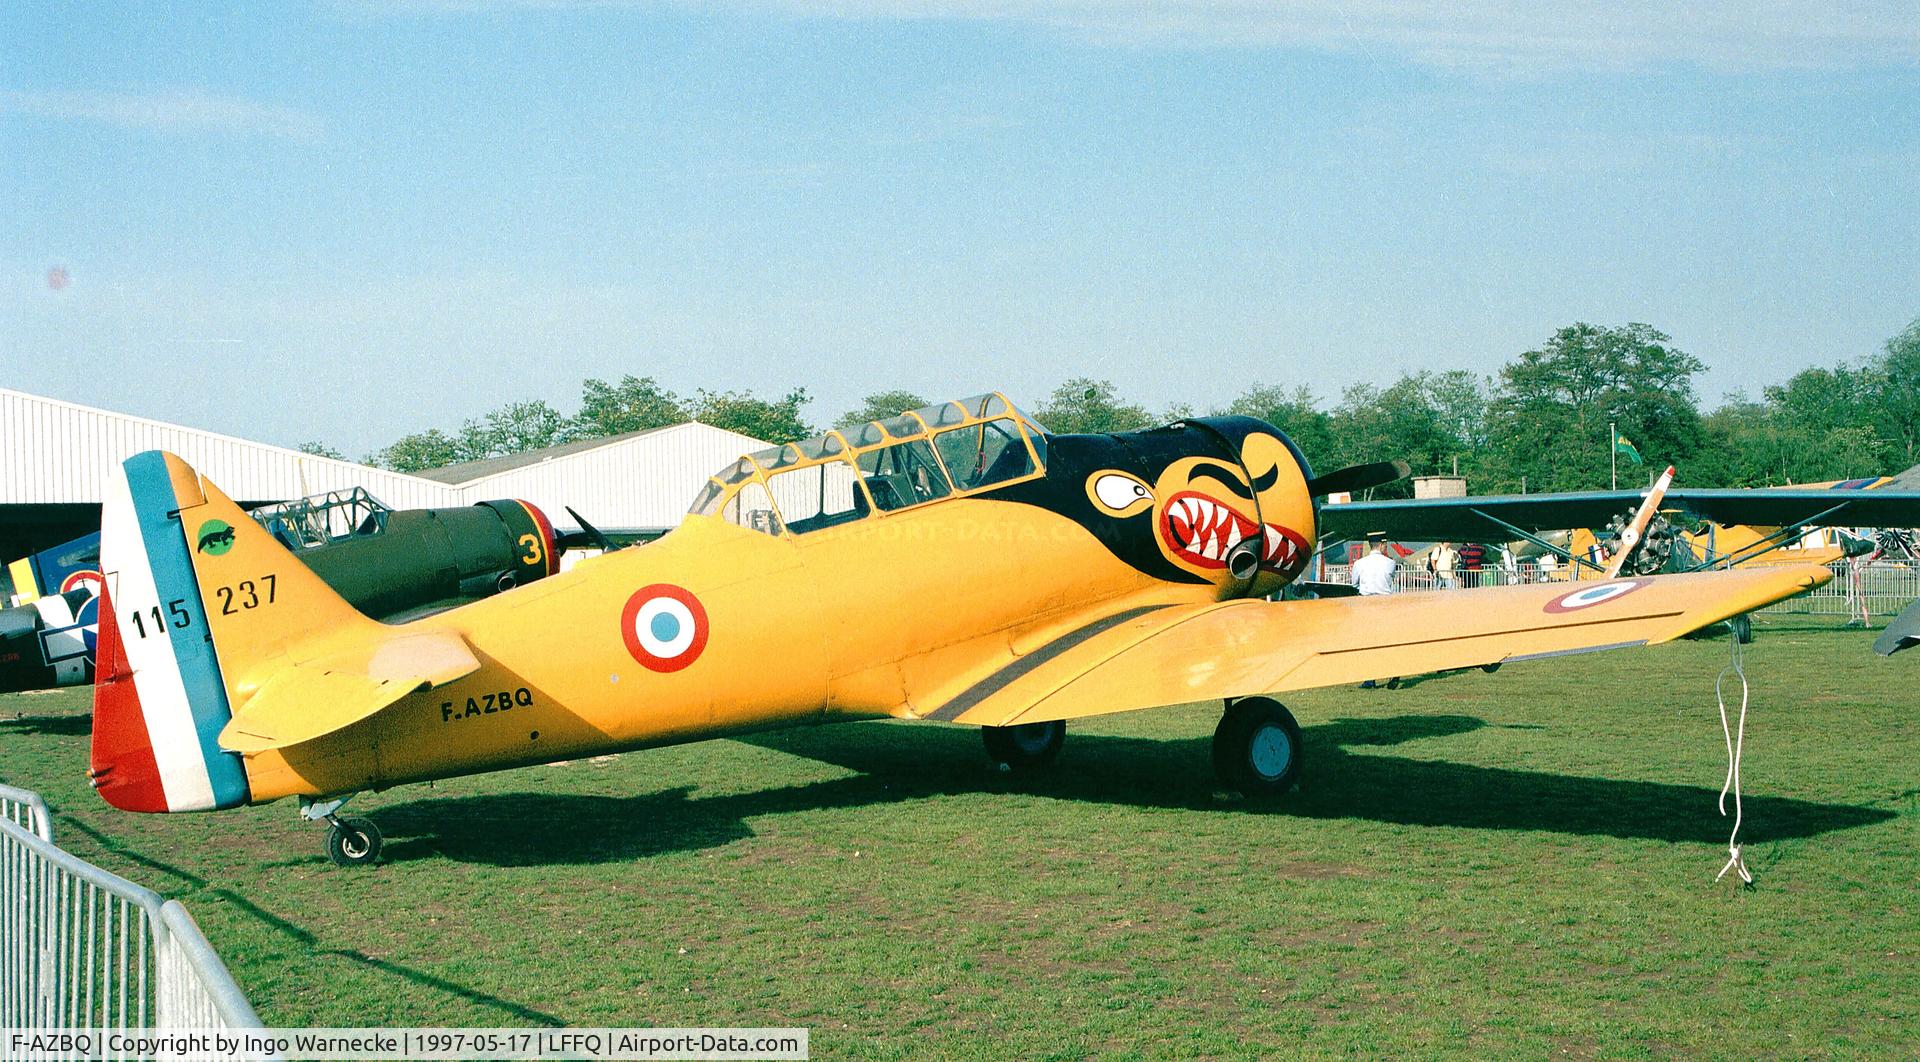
<box><xmin>89</xmin><ymin>394</ymin><xmax>1830</xmax><ymax>865</ymax></box>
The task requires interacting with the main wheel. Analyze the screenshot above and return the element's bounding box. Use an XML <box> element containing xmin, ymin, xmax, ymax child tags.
<box><xmin>326</xmin><ymin>817</ymin><xmax>383</xmax><ymax>867</ymax></box>
<box><xmin>1213</xmin><ymin>697</ymin><xmax>1303</xmax><ymax>797</ymax></box>
<box><xmin>982</xmin><ymin>720</ymin><xmax>1065</xmax><ymax>772</ymax></box>
<box><xmin>1729</xmin><ymin>613</ymin><xmax>1754</xmax><ymax>644</ymax></box>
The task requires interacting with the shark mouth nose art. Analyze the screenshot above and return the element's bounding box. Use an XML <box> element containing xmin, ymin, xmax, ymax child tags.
<box><xmin>1161</xmin><ymin>491</ymin><xmax>1307</xmax><ymax>574</ymax></box>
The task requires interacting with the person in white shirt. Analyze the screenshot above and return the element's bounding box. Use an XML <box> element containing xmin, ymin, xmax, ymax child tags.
<box><xmin>1351</xmin><ymin>534</ymin><xmax>1398</xmax><ymax>688</ymax></box>
<box><xmin>1429</xmin><ymin>541</ymin><xmax>1459</xmax><ymax>589</ymax></box>
<box><xmin>1537</xmin><ymin>551</ymin><xmax>1559</xmax><ymax>582</ymax></box>
<box><xmin>1351</xmin><ymin>536</ymin><xmax>1398</xmax><ymax>597</ymax></box>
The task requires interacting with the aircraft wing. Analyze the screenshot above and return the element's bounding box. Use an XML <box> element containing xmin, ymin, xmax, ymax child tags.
<box><xmin>219</xmin><ymin>629</ymin><xmax>480</xmax><ymax>753</ymax></box>
<box><xmin>1321</xmin><ymin>488</ymin><xmax>1920</xmax><ymax>542</ymax></box>
<box><xmin>935</xmin><ymin>565</ymin><xmax>1829</xmax><ymax>728</ymax></box>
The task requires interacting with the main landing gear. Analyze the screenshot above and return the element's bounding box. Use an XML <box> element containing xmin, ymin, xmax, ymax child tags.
<box><xmin>980</xmin><ymin>700</ymin><xmax>1304</xmax><ymax>798</ymax></box>
<box><xmin>302</xmin><ymin>796</ymin><xmax>384</xmax><ymax>867</ymax></box>
<box><xmin>982</xmin><ymin>720</ymin><xmax>1065</xmax><ymax>772</ymax></box>
<box><xmin>1212</xmin><ymin>697</ymin><xmax>1303</xmax><ymax>797</ymax></box>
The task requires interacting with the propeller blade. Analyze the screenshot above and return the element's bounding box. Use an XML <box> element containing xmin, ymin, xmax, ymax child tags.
<box><xmin>1602</xmin><ymin>465</ymin><xmax>1675</xmax><ymax>579</ymax></box>
<box><xmin>560</xmin><ymin>506</ymin><xmax>619</xmax><ymax>553</ymax></box>
<box><xmin>1308</xmin><ymin>460</ymin><xmax>1411</xmax><ymax>498</ymax></box>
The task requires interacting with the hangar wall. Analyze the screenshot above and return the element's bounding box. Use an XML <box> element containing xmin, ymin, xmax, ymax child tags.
<box><xmin>0</xmin><ymin>388</ymin><xmax>462</xmax><ymax>509</ymax></box>
<box><xmin>420</xmin><ymin>422</ymin><xmax>774</xmax><ymax>534</ymax></box>
<box><xmin>0</xmin><ymin>389</ymin><xmax>774</xmax><ymax>564</ymax></box>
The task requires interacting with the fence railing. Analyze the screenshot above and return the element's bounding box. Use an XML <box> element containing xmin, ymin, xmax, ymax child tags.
<box><xmin>1318</xmin><ymin>559</ymin><xmax>1920</xmax><ymax>618</ymax></box>
<box><xmin>0</xmin><ymin>785</ymin><xmax>264</xmax><ymax>1054</ymax></box>
<box><xmin>1754</xmin><ymin>559</ymin><xmax>1920</xmax><ymax>617</ymax></box>
<box><xmin>0</xmin><ymin>783</ymin><xmax>51</xmax><ymax>842</ymax></box>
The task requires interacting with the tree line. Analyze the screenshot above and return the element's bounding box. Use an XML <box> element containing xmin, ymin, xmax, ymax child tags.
<box><xmin>312</xmin><ymin>317</ymin><xmax>1920</xmax><ymax>495</ymax></box>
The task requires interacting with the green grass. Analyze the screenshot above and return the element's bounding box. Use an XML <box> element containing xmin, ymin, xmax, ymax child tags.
<box><xmin>4</xmin><ymin>616</ymin><xmax>1916</xmax><ymax>1058</ymax></box>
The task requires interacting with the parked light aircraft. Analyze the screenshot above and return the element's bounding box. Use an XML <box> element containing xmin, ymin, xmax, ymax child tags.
<box><xmin>89</xmin><ymin>395</ymin><xmax>1829</xmax><ymax>864</ymax></box>
<box><xmin>1</xmin><ymin>491</ymin><xmax>561</xmax><ymax>694</ymax></box>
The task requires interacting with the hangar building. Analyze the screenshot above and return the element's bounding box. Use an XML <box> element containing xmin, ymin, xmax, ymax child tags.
<box><xmin>412</xmin><ymin>422</ymin><xmax>772</xmax><ymax>539</ymax></box>
<box><xmin>0</xmin><ymin>387</ymin><xmax>770</xmax><ymax>586</ymax></box>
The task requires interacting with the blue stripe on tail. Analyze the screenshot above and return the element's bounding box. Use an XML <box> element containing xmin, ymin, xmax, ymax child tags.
<box><xmin>124</xmin><ymin>452</ymin><xmax>251</xmax><ymax>809</ymax></box>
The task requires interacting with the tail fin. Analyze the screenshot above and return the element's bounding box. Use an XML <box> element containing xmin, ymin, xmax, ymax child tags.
<box><xmin>90</xmin><ymin>451</ymin><xmax>378</xmax><ymax>812</ymax></box>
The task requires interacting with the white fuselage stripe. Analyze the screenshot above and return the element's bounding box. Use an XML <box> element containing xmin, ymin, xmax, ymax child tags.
<box><xmin>101</xmin><ymin>472</ymin><xmax>215</xmax><ymax>812</ymax></box>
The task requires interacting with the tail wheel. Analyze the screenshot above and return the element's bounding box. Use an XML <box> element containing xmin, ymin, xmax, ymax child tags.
<box><xmin>1213</xmin><ymin>697</ymin><xmax>1303</xmax><ymax>796</ymax></box>
<box><xmin>326</xmin><ymin>816</ymin><xmax>383</xmax><ymax>867</ymax></box>
<box><xmin>982</xmin><ymin>720</ymin><xmax>1065</xmax><ymax>772</ymax></box>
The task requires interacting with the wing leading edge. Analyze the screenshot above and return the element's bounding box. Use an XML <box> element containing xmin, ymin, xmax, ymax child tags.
<box><xmin>940</xmin><ymin>565</ymin><xmax>1830</xmax><ymax>728</ymax></box>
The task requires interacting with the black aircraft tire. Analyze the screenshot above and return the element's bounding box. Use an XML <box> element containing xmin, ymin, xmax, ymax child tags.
<box><xmin>327</xmin><ymin>817</ymin><xmax>383</xmax><ymax>867</ymax></box>
<box><xmin>1730</xmin><ymin>614</ymin><xmax>1754</xmax><ymax>644</ymax></box>
<box><xmin>1213</xmin><ymin>697</ymin><xmax>1304</xmax><ymax>797</ymax></box>
<box><xmin>982</xmin><ymin>720</ymin><xmax>1065</xmax><ymax>772</ymax></box>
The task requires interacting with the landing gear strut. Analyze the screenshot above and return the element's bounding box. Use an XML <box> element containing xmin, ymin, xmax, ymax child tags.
<box><xmin>983</xmin><ymin>720</ymin><xmax>1065</xmax><ymax>772</ymax></box>
<box><xmin>1213</xmin><ymin>697</ymin><xmax>1303</xmax><ymax>796</ymax></box>
<box><xmin>302</xmin><ymin>796</ymin><xmax>383</xmax><ymax>867</ymax></box>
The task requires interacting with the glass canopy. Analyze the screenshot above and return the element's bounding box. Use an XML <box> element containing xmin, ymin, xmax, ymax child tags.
<box><xmin>687</xmin><ymin>393</ymin><xmax>1049</xmax><ymax>536</ymax></box>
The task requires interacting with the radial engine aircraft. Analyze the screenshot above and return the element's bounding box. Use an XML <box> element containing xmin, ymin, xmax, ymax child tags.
<box><xmin>89</xmin><ymin>394</ymin><xmax>1830</xmax><ymax>865</ymax></box>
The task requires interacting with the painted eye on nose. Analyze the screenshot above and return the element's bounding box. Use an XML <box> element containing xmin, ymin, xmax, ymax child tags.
<box><xmin>1087</xmin><ymin>471</ymin><xmax>1155</xmax><ymax>517</ymax></box>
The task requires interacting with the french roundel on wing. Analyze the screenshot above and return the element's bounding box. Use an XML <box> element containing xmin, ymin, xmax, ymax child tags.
<box><xmin>1543</xmin><ymin>579</ymin><xmax>1650</xmax><ymax>614</ymax></box>
<box><xmin>620</xmin><ymin>584</ymin><xmax>709</xmax><ymax>672</ymax></box>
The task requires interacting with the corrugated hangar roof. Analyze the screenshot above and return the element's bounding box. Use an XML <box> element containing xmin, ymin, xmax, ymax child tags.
<box><xmin>1</xmin><ymin>387</ymin><xmax>462</xmax><ymax>509</ymax></box>
<box><xmin>0</xmin><ymin>389</ymin><xmax>771</xmax><ymax>535</ymax></box>
<box><xmin>414</xmin><ymin>426</ymin><xmax>672</xmax><ymax>485</ymax></box>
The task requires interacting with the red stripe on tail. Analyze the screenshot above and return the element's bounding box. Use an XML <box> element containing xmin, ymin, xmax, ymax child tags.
<box><xmin>88</xmin><ymin>585</ymin><xmax>169</xmax><ymax>812</ymax></box>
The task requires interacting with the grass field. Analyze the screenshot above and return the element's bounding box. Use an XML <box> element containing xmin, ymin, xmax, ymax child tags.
<box><xmin>3</xmin><ymin>616</ymin><xmax>1916</xmax><ymax>1058</ymax></box>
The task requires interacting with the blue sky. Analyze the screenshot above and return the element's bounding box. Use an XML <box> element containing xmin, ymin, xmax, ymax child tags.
<box><xmin>3</xmin><ymin>2</ymin><xmax>1917</xmax><ymax>457</ymax></box>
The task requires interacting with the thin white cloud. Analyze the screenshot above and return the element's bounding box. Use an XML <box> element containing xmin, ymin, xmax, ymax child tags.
<box><xmin>342</xmin><ymin>0</ymin><xmax>1920</xmax><ymax>73</ymax></box>
<box><xmin>0</xmin><ymin>89</ymin><xmax>323</xmax><ymax>142</ymax></box>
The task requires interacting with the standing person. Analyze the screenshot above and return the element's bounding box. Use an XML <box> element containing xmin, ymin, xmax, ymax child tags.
<box><xmin>1430</xmin><ymin>541</ymin><xmax>1459</xmax><ymax>589</ymax></box>
<box><xmin>1457</xmin><ymin>540</ymin><xmax>1487</xmax><ymax>588</ymax></box>
<box><xmin>1499</xmin><ymin>546</ymin><xmax>1519</xmax><ymax>587</ymax></box>
<box><xmin>1351</xmin><ymin>533</ymin><xmax>1399</xmax><ymax>688</ymax></box>
<box><xmin>1537</xmin><ymin>551</ymin><xmax>1559</xmax><ymax>582</ymax></box>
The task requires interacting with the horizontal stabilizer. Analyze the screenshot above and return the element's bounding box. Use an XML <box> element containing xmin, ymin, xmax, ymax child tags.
<box><xmin>219</xmin><ymin>629</ymin><xmax>479</xmax><ymax>753</ymax></box>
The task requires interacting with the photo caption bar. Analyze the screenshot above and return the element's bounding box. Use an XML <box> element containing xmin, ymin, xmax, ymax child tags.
<box><xmin>3</xmin><ymin>1027</ymin><xmax>809</xmax><ymax>1061</ymax></box>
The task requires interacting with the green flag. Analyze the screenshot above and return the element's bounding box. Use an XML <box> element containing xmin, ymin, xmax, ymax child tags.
<box><xmin>1613</xmin><ymin>431</ymin><xmax>1643</xmax><ymax>465</ymax></box>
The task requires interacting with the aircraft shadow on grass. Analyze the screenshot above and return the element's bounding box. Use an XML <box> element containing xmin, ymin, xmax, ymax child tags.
<box><xmin>371</xmin><ymin>714</ymin><xmax>1894</xmax><ymax>866</ymax></box>
<box><xmin>0</xmin><ymin>712</ymin><xmax>95</xmax><ymax>737</ymax></box>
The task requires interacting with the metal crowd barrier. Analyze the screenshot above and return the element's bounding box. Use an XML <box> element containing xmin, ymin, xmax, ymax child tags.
<box><xmin>0</xmin><ymin>784</ymin><xmax>52</xmax><ymax>842</ymax></box>
<box><xmin>0</xmin><ymin>784</ymin><xmax>264</xmax><ymax>1054</ymax></box>
<box><xmin>1755</xmin><ymin>559</ymin><xmax>1920</xmax><ymax>618</ymax></box>
<box><xmin>1321</xmin><ymin>559</ymin><xmax>1920</xmax><ymax>618</ymax></box>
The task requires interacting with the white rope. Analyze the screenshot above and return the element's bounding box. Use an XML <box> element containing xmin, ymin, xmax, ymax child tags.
<box><xmin>1714</xmin><ymin>631</ymin><xmax>1753</xmax><ymax>885</ymax></box>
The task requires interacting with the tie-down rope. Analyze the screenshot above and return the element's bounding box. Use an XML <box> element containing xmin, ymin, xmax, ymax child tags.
<box><xmin>1714</xmin><ymin>631</ymin><xmax>1752</xmax><ymax>885</ymax></box>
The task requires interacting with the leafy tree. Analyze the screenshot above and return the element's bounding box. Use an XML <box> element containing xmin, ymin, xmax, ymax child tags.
<box><xmin>835</xmin><ymin>390</ymin><xmax>929</xmax><ymax>428</ymax></box>
<box><xmin>295</xmin><ymin>441</ymin><xmax>344</xmax><ymax>460</ymax></box>
<box><xmin>1225</xmin><ymin>384</ymin><xmax>1335</xmax><ymax>473</ymax></box>
<box><xmin>692</xmin><ymin>388</ymin><xmax>813</xmax><ymax>444</ymax></box>
<box><xmin>371</xmin><ymin>429</ymin><xmax>462</xmax><ymax>473</ymax></box>
<box><xmin>1035</xmin><ymin>378</ymin><xmax>1154</xmax><ymax>434</ymax></box>
<box><xmin>458</xmin><ymin>400</ymin><xmax>570</xmax><ymax>460</ymax></box>
<box><xmin>1325</xmin><ymin>375</ymin><xmax>1476</xmax><ymax>497</ymax></box>
<box><xmin>1866</xmin><ymin>317</ymin><xmax>1920</xmax><ymax>466</ymax></box>
<box><xmin>1484</xmin><ymin>323</ymin><xmax>1705</xmax><ymax>492</ymax></box>
<box><xmin>571</xmin><ymin>376</ymin><xmax>687</xmax><ymax>440</ymax></box>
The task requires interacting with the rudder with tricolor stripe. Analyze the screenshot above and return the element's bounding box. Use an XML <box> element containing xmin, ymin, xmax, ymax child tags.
<box><xmin>91</xmin><ymin>452</ymin><xmax>251</xmax><ymax>811</ymax></box>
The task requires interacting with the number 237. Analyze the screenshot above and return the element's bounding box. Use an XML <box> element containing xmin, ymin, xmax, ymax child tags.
<box><xmin>215</xmin><ymin>574</ymin><xmax>277</xmax><ymax>615</ymax></box>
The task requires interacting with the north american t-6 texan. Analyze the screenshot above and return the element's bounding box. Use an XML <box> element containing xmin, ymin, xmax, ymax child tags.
<box><xmin>88</xmin><ymin>394</ymin><xmax>1829</xmax><ymax>865</ymax></box>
